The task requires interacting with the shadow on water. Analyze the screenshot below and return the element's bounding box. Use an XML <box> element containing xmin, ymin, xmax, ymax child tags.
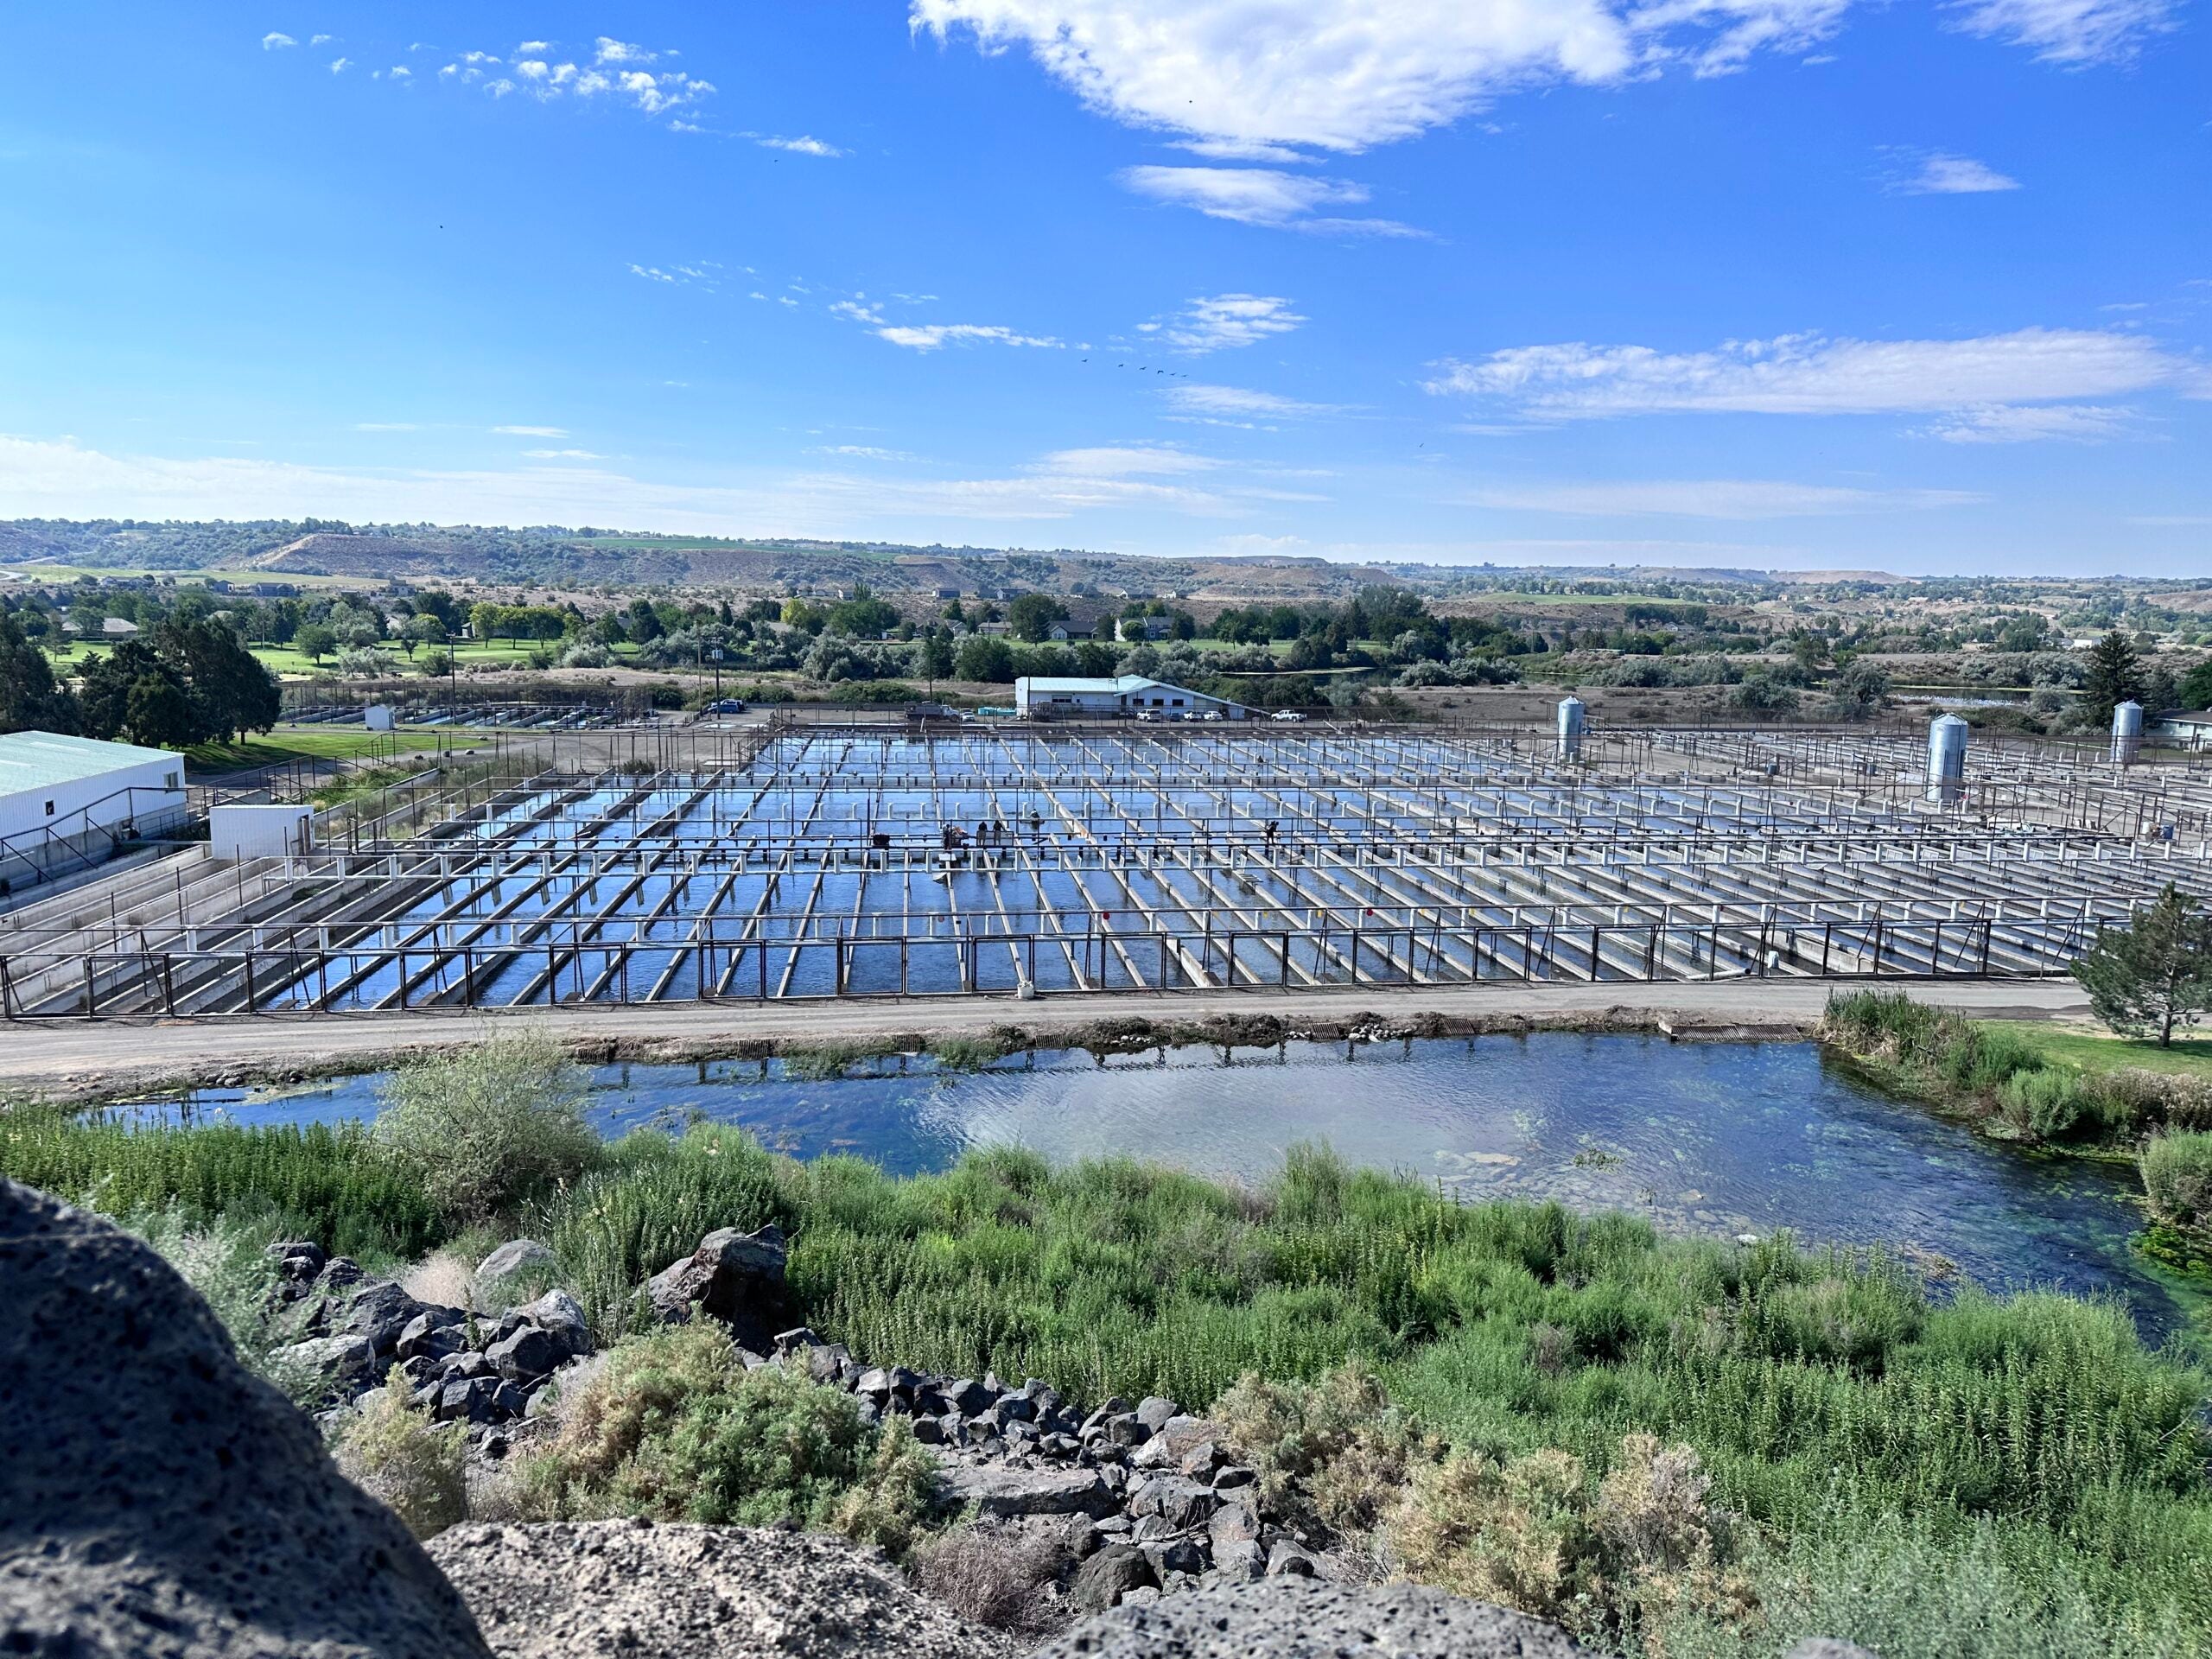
<box><xmin>113</xmin><ymin>1032</ymin><xmax>2200</xmax><ymax>1339</ymax></box>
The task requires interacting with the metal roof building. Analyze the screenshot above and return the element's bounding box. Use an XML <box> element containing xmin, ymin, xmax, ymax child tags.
<box><xmin>1014</xmin><ymin>676</ymin><xmax>1245</xmax><ymax>720</ymax></box>
<box><xmin>0</xmin><ymin>731</ymin><xmax>188</xmax><ymax>893</ymax></box>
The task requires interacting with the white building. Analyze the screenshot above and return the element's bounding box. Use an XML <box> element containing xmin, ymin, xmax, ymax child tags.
<box><xmin>0</xmin><ymin>730</ymin><xmax>188</xmax><ymax>890</ymax></box>
<box><xmin>1014</xmin><ymin>676</ymin><xmax>1245</xmax><ymax>721</ymax></box>
<box><xmin>2153</xmin><ymin>710</ymin><xmax>2212</xmax><ymax>753</ymax></box>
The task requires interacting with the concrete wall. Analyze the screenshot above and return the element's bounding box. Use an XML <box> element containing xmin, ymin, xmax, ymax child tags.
<box><xmin>208</xmin><ymin>804</ymin><xmax>314</xmax><ymax>861</ymax></box>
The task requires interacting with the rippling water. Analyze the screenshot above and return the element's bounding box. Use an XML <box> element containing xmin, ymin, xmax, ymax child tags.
<box><xmin>124</xmin><ymin>1033</ymin><xmax>2194</xmax><ymax>1337</ymax></box>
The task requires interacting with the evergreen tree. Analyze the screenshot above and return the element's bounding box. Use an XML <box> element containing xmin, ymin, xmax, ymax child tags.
<box><xmin>2082</xmin><ymin>629</ymin><xmax>2145</xmax><ymax>728</ymax></box>
<box><xmin>77</xmin><ymin>641</ymin><xmax>185</xmax><ymax>741</ymax></box>
<box><xmin>2073</xmin><ymin>885</ymin><xmax>2212</xmax><ymax>1048</ymax></box>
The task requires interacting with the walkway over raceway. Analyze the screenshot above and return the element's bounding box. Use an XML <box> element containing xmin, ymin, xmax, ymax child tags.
<box><xmin>4</xmin><ymin>722</ymin><xmax>2209</xmax><ymax>1019</ymax></box>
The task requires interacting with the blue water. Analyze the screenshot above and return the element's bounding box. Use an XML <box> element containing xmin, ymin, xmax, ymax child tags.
<box><xmin>116</xmin><ymin>1034</ymin><xmax>2193</xmax><ymax>1336</ymax></box>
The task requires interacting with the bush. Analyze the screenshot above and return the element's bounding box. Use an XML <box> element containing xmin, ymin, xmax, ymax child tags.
<box><xmin>908</xmin><ymin>1526</ymin><xmax>1067</xmax><ymax>1635</ymax></box>
<box><xmin>336</xmin><ymin>1366</ymin><xmax>469</xmax><ymax>1540</ymax></box>
<box><xmin>128</xmin><ymin>1206</ymin><xmax>320</xmax><ymax>1406</ymax></box>
<box><xmin>508</xmin><ymin>1324</ymin><xmax>937</xmax><ymax>1549</ymax></box>
<box><xmin>1995</xmin><ymin>1067</ymin><xmax>2088</xmax><ymax>1141</ymax></box>
<box><xmin>374</xmin><ymin>1032</ymin><xmax>600</xmax><ymax>1226</ymax></box>
<box><xmin>2140</xmin><ymin>1133</ymin><xmax>2212</xmax><ymax>1228</ymax></box>
<box><xmin>1215</xmin><ymin>1359</ymin><xmax>1435</xmax><ymax>1535</ymax></box>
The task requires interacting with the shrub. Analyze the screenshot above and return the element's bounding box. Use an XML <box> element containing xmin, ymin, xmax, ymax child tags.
<box><xmin>908</xmin><ymin>1526</ymin><xmax>1068</xmax><ymax>1635</ymax></box>
<box><xmin>2140</xmin><ymin>1133</ymin><xmax>2212</xmax><ymax>1229</ymax></box>
<box><xmin>128</xmin><ymin>1206</ymin><xmax>319</xmax><ymax>1406</ymax></box>
<box><xmin>1996</xmin><ymin>1067</ymin><xmax>2087</xmax><ymax>1142</ymax></box>
<box><xmin>508</xmin><ymin>1324</ymin><xmax>937</xmax><ymax>1549</ymax></box>
<box><xmin>336</xmin><ymin>1366</ymin><xmax>469</xmax><ymax>1540</ymax></box>
<box><xmin>374</xmin><ymin>1031</ymin><xmax>600</xmax><ymax>1227</ymax></box>
<box><xmin>1215</xmin><ymin>1359</ymin><xmax>1435</xmax><ymax>1535</ymax></box>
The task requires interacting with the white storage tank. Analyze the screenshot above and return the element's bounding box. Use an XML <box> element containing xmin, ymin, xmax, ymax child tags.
<box><xmin>2111</xmin><ymin>701</ymin><xmax>2143</xmax><ymax>766</ymax></box>
<box><xmin>1926</xmin><ymin>714</ymin><xmax>1968</xmax><ymax>804</ymax></box>
<box><xmin>1556</xmin><ymin>696</ymin><xmax>1586</xmax><ymax>761</ymax></box>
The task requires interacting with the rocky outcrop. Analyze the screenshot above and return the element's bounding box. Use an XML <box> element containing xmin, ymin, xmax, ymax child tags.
<box><xmin>646</xmin><ymin>1223</ymin><xmax>790</xmax><ymax>1347</ymax></box>
<box><xmin>1034</xmin><ymin>1577</ymin><xmax>1588</xmax><ymax>1657</ymax></box>
<box><xmin>0</xmin><ymin>1179</ymin><xmax>491</xmax><ymax>1659</ymax></box>
<box><xmin>428</xmin><ymin>1520</ymin><xmax>1003</xmax><ymax>1659</ymax></box>
<box><xmin>268</xmin><ymin>1245</ymin><xmax>594</xmax><ymax>1458</ymax></box>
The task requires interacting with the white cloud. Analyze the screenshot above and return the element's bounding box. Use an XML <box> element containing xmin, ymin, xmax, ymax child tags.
<box><xmin>311</xmin><ymin>34</ymin><xmax>331</xmax><ymax>45</ymax></box>
<box><xmin>389</xmin><ymin>65</ymin><xmax>411</xmax><ymax>79</ymax></box>
<box><xmin>262</xmin><ymin>31</ymin><xmax>296</xmax><ymax>49</ymax></box>
<box><xmin>1896</xmin><ymin>152</ymin><xmax>2021</xmax><ymax>194</ymax></box>
<box><xmin>1948</xmin><ymin>0</ymin><xmax>2176</xmax><ymax>64</ymax></box>
<box><xmin>1036</xmin><ymin>446</ymin><xmax>1222</xmax><ymax>478</ymax></box>
<box><xmin>595</xmin><ymin>37</ymin><xmax>658</xmax><ymax>64</ymax></box>
<box><xmin>752</xmin><ymin>134</ymin><xmax>843</xmax><ymax>156</ymax></box>
<box><xmin>1920</xmin><ymin>403</ymin><xmax>2137</xmax><ymax>442</ymax></box>
<box><xmin>1165</xmin><ymin>384</ymin><xmax>1339</xmax><ymax>421</ymax></box>
<box><xmin>1424</xmin><ymin>327</ymin><xmax>2200</xmax><ymax>419</ymax></box>
<box><xmin>1465</xmin><ymin>479</ymin><xmax>1984</xmax><ymax>518</ymax></box>
<box><xmin>329</xmin><ymin>57</ymin><xmax>350</xmax><ymax>73</ymax></box>
<box><xmin>1138</xmin><ymin>294</ymin><xmax>1305</xmax><ymax>354</ymax></box>
<box><xmin>629</xmin><ymin>264</ymin><xmax>677</xmax><ymax>283</ymax></box>
<box><xmin>832</xmin><ymin>300</ymin><xmax>1061</xmax><ymax>352</ymax></box>
<box><xmin>810</xmin><ymin>445</ymin><xmax>914</xmax><ymax>461</ymax></box>
<box><xmin>523</xmin><ymin>448</ymin><xmax>605</xmax><ymax>459</ymax></box>
<box><xmin>912</xmin><ymin>0</ymin><xmax>1850</xmax><ymax>156</ymax></box>
<box><xmin>1118</xmin><ymin>165</ymin><xmax>1419</xmax><ymax>234</ymax></box>
<box><xmin>492</xmin><ymin>424</ymin><xmax>568</xmax><ymax>436</ymax></box>
<box><xmin>518</xmin><ymin>40</ymin><xmax>550</xmax><ymax>53</ymax></box>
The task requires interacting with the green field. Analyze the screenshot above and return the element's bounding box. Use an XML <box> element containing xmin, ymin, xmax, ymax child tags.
<box><xmin>1985</xmin><ymin>1022</ymin><xmax>2212</xmax><ymax>1083</ymax></box>
<box><xmin>181</xmin><ymin>728</ymin><xmax>488</xmax><ymax>773</ymax></box>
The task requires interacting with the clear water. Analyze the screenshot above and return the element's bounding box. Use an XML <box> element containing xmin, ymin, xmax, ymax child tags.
<box><xmin>117</xmin><ymin>1034</ymin><xmax>2195</xmax><ymax>1338</ymax></box>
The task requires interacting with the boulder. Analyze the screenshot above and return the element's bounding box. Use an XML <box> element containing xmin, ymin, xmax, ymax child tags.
<box><xmin>1070</xmin><ymin>1542</ymin><xmax>1159</xmax><ymax>1614</ymax></box>
<box><xmin>1134</xmin><ymin>1395</ymin><xmax>1179</xmax><ymax>1432</ymax></box>
<box><xmin>429</xmin><ymin>1520</ymin><xmax>1003</xmax><ymax>1659</ymax></box>
<box><xmin>276</xmin><ymin>1332</ymin><xmax>380</xmax><ymax>1393</ymax></box>
<box><xmin>339</xmin><ymin>1279</ymin><xmax>429</xmax><ymax>1357</ymax></box>
<box><xmin>0</xmin><ymin>1179</ymin><xmax>490</xmax><ymax>1659</ymax></box>
<box><xmin>478</xmin><ymin>1237</ymin><xmax>556</xmax><ymax>1289</ymax></box>
<box><xmin>1265</xmin><ymin>1541</ymin><xmax>1317</xmax><ymax>1579</ymax></box>
<box><xmin>1033</xmin><ymin>1578</ymin><xmax>1586</xmax><ymax>1658</ymax></box>
<box><xmin>486</xmin><ymin>1325</ymin><xmax>563</xmax><ymax>1384</ymax></box>
<box><xmin>646</xmin><ymin>1224</ymin><xmax>787</xmax><ymax>1345</ymax></box>
<box><xmin>939</xmin><ymin>1465</ymin><xmax>1121</xmax><ymax>1519</ymax></box>
<box><xmin>1128</xmin><ymin>1476</ymin><xmax>1219</xmax><ymax>1530</ymax></box>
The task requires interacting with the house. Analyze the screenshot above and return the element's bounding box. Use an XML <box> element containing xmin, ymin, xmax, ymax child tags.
<box><xmin>1118</xmin><ymin>616</ymin><xmax>1173</xmax><ymax>642</ymax></box>
<box><xmin>976</xmin><ymin>620</ymin><xmax>1012</xmax><ymax>638</ymax></box>
<box><xmin>100</xmin><ymin>618</ymin><xmax>141</xmax><ymax>639</ymax></box>
<box><xmin>0</xmin><ymin>731</ymin><xmax>188</xmax><ymax>893</ymax></box>
<box><xmin>1014</xmin><ymin>676</ymin><xmax>1246</xmax><ymax>721</ymax></box>
<box><xmin>2152</xmin><ymin>710</ymin><xmax>2212</xmax><ymax>752</ymax></box>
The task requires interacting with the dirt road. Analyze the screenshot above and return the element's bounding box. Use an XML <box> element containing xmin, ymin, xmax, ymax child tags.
<box><xmin>0</xmin><ymin>977</ymin><xmax>2092</xmax><ymax>1100</ymax></box>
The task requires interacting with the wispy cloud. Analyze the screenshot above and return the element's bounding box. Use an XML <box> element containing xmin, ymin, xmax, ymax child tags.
<box><xmin>493</xmin><ymin>424</ymin><xmax>569</xmax><ymax>437</ymax></box>
<box><xmin>1891</xmin><ymin>150</ymin><xmax>2021</xmax><ymax>194</ymax></box>
<box><xmin>832</xmin><ymin>300</ymin><xmax>1062</xmax><ymax>352</ymax></box>
<box><xmin>749</xmin><ymin>134</ymin><xmax>843</xmax><ymax>156</ymax></box>
<box><xmin>1118</xmin><ymin>166</ymin><xmax>1421</xmax><ymax>235</ymax></box>
<box><xmin>1919</xmin><ymin>403</ymin><xmax>2138</xmax><ymax>442</ymax></box>
<box><xmin>1163</xmin><ymin>384</ymin><xmax>1342</xmax><ymax>426</ymax></box>
<box><xmin>1424</xmin><ymin>328</ymin><xmax>2204</xmax><ymax>435</ymax></box>
<box><xmin>810</xmin><ymin>445</ymin><xmax>915</xmax><ymax>461</ymax></box>
<box><xmin>1137</xmin><ymin>295</ymin><xmax>1305</xmax><ymax>354</ymax></box>
<box><xmin>262</xmin><ymin>31</ymin><xmax>296</xmax><ymax>50</ymax></box>
<box><xmin>1948</xmin><ymin>0</ymin><xmax>2177</xmax><ymax>64</ymax></box>
<box><xmin>297</xmin><ymin>32</ymin><xmax>715</xmax><ymax>118</ymax></box>
<box><xmin>1464</xmin><ymin>479</ymin><xmax>1984</xmax><ymax>519</ymax></box>
<box><xmin>523</xmin><ymin>448</ymin><xmax>605</xmax><ymax>460</ymax></box>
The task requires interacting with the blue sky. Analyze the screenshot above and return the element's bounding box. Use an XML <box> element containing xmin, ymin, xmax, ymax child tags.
<box><xmin>0</xmin><ymin>2</ymin><xmax>2206</xmax><ymax>575</ymax></box>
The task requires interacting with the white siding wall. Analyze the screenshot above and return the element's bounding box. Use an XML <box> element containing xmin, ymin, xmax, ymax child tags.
<box><xmin>0</xmin><ymin>753</ymin><xmax>184</xmax><ymax>843</ymax></box>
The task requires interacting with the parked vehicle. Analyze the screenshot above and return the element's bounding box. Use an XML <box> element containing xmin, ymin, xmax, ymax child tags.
<box><xmin>1271</xmin><ymin>709</ymin><xmax>1306</xmax><ymax>722</ymax></box>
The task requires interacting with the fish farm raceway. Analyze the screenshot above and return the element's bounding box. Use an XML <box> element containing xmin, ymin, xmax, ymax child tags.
<box><xmin>3</xmin><ymin>716</ymin><xmax>2210</xmax><ymax>1020</ymax></box>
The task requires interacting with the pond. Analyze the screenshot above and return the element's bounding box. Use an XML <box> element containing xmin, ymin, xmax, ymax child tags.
<box><xmin>118</xmin><ymin>1033</ymin><xmax>2196</xmax><ymax>1338</ymax></box>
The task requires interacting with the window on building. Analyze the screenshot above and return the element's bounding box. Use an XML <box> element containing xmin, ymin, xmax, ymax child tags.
<box><xmin>44</xmin><ymin>799</ymin><xmax>55</xmax><ymax>816</ymax></box>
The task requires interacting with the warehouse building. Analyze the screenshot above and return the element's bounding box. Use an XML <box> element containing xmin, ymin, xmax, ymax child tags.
<box><xmin>1014</xmin><ymin>676</ymin><xmax>1246</xmax><ymax>720</ymax></box>
<box><xmin>0</xmin><ymin>731</ymin><xmax>188</xmax><ymax>893</ymax></box>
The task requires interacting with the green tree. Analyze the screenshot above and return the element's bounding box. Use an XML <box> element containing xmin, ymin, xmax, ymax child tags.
<box><xmin>954</xmin><ymin>635</ymin><xmax>1014</xmax><ymax>683</ymax></box>
<box><xmin>400</xmin><ymin>614</ymin><xmax>447</xmax><ymax>658</ymax></box>
<box><xmin>162</xmin><ymin>619</ymin><xmax>280</xmax><ymax>743</ymax></box>
<box><xmin>2082</xmin><ymin>629</ymin><xmax>2145</xmax><ymax>728</ymax></box>
<box><xmin>2179</xmin><ymin>658</ymin><xmax>2212</xmax><ymax>713</ymax></box>
<box><xmin>1006</xmin><ymin>593</ymin><xmax>1068</xmax><ymax>643</ymax></box>
<box><xmin>2072</xmin><ymin>884</ymin><xmax>2212</xmax><ymax>1048</ymax></box>
<box><xmin>0</xmin><ymin>612</ymin><xmax>78</xmax><ymax>734</ymax></box>
<box><xmin>77</xmin><ymin>640</ymin><xmax>179</xmax><ymax>741</ymax></box>
<box><xmin>918</xmin><ymin>627</ymin><xmax>955</xmax><ymax>683</ymax></box>
<box><xmin>296</xmin><ymin>624</ymin><xmax>337</xmax><ymax>664</ymax></box>
<box><xmin>123</xmin><ymin>672</ymin><xmax>196</xmax><ymax>749</ymax></box>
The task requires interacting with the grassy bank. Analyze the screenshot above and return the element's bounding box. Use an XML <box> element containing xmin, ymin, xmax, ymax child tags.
<box><xmin>6</xmin><ymin>1079</ymin><xmax>2211</xmax><ymax>1656</ymax></box>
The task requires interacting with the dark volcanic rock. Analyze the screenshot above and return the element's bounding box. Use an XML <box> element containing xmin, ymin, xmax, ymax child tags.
<box><xmin>1070</xmin><ymin>1543</ymin><xmax>1160</xmax><ymax>1614</ymax></box>
<box><xmin>646</xmin><ymin>1223</ymin><xmax>788</xmax><ymax>1345</ymax></box>
<box><xmin>0</xmin><ymin>1179</ymin><xmax>490</xmax><ymax>1659</ymax></box>
<box><xmin>1035</xmin><ymin>1577</ymin><xmax>1586</xmax><ymax>1657</ymax></box>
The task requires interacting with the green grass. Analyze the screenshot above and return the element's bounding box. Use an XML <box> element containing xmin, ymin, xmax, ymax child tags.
<box><xmin>10</xmin><ymin>1084</ymin><xmax>2212</xmax><ymax>1655</ymax></box>
<box><xmin>1984</xmin><ymin>1022</ymin><xmax>2212</xmax><ymax>1084</ymax></box>
<box><xmin>182</xmin><ymin>728</ymin><xmax>477</xmax><ymax>772</ymax></box>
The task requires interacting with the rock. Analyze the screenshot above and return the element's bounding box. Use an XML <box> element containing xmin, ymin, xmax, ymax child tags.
<box><xmin>1141</xmin><ymin>1536</ymin><xmax>1209</xmax><ymax>1579</ymax></box>
<box><xmin>1212</xmin><ymin>1539</ymin><xmax>1266</xmax><ymax>1581</ymax></box>
<box><xmin>941</xmin><ymin>1465</ymin><xmax>1121</xmax><ymax>1519</ymax></box>
<box><xmin>855</xmin><ymin>1366</ymin><xmax>894</xmax><ymax>1398</ymax></box>
<box><xmin>1105</xmin><ymin>1413</ymin><xmax>1151</xmax><ymax>1448</ymax></box>
<box><xmin>1177</xmin><ymin>1440</ymin><xmax>1224</xmax><ymax>1479</ymax></box>
<box><xmin>486</xmin><ymin>1325</ymin><xmax>563</xmax><ymax>1384</ymax></box>
<box><xmin>645</xmin><ymin>1224</ymin><xmax>788</xmax><ymax>1346</ymax></box>
<box><xmin>429</xmin><ymin>1520</ymin><xmax>1003</xmax><ymax>1659</ymax></box>
<box><xmin>1266</xmin><ymin>1541</ymin><xmax>1317</xmax><ymax>1578</ymax></box>
<box><xmin>278</xmin><ymin>1332</ymin><xmax>380</xmax><ymax>1391</ymax></box>
<box><xmin>1209</xmin><ymin>1499</ymin><xmax>1262</xmax><ymax>1548</ymax></box>
<box><xmin>516</xmin><ymin>1287</ymin><xmax>593</xmax><ymax>1359</ymax></box>
<box><xmin>397</xmin><ymin>1310</ymin><xmax>470</xmax><ymax>1362</ymax></box>
<box><xmin>1135</xmin><ymin>1395</ymin><xmax>1179</xmax><ymax>1432</ymax></box>
<box><xmin>943</xmin><ymin>1376</ymin><xmax>996</xmax><ymax>1415</ymax></box>
<box><xmin>340</xmin><ymin>1279</ymin><xmax>429</xmax><ymax>1357</ymax></box>
<box><xmin>773</xmin><ymin>1325</ymin><xmax>823</xmax><ymax>1352</ymax></box>
<box><xmin>1129</xmin><ymin>1476</ymin><xmax>1219</xmax><ymax>1530</ymax></box>
<box><xmin>0</xmin><ymin>1178</ymin><xmax>490</xmax><ymax>1659</ymax></box>
<box><xmin>1033</xmin><ymin>1578</ymin><xmax>1587</xmax><ymax>1658</ymax></box>
<box><xmin>478</xmin><ymin>1237</ymin><xmax>556</xmax><ymax>1289</ymax></box>
<box><xmin>1070</xmin><ymin>1542</ymin><xmax>1160</xmax><ymax>1613</ymax></box>
<box><xmin>1211</xmin><ymin>1465</ymin><xmax>1257</xmax><ymax>1491</ymax></box>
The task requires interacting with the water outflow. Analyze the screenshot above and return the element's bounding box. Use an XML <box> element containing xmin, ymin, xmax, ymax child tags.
<box><xmin>2112</xmin><ymin>701</ymin><xmax>2144</xmax><ymax>767</ymax></box>
<box><xmin>1556</xmin><ymin>696</ymin><xmax>1586</xmax><ymax>762</ymax></box>
<box><xmin>1927</xmin><ymin>714</ymin><xmax>1968</xmax><ymax>804</ymax></box>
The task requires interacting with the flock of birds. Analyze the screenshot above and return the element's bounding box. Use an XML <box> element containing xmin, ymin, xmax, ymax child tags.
<box><xmin>1083</xmin><ymin>358</ymin><xmax>1191</xmax><ymax>377</ymax></box>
